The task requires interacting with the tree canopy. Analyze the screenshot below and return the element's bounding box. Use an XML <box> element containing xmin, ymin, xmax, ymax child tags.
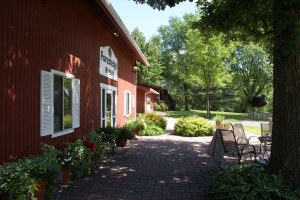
<box><xmin>186</xmin><ymin>30</ymin><xmax>233</xmax><ymax>117</ymax></box>
<box><xmin>131</xmin><ymin>28</ymin><xmax>164</xmax><ymax>86</ymax></box>
<box><xmin>230</xmin><ymin>43</ymin><xmax>273</xmax><ymax>112</ymax></box>
<box><xmin>132</xmin><ymin>0</ymin><xmax>300</xmax><ymax>188</ymax></box>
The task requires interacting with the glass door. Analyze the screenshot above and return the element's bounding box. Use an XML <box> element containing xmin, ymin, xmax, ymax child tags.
<box><xmin>101</xmin><ymin>86</ymin><xmax>116</xmax><ymax>128</ymax></box>
<box><xmin>105</xmin><ymin>92</ymin><xmax>112</xmax><ymax>127</ymax></box>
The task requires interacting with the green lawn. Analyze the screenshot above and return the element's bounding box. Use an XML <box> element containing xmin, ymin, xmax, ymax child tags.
<box><xmin>166</xmin><ymin>110</ymin><xmax>249</xmax><ymax>122</ymax></box>
<box><xmin>243</xmin><ymin>125</ymin><xmax>261</xmax><ymax>136</ymax></box>
<box><xmin>166</xmin><ymin>110</ymin><xmax>263</xmax><ymax>135</ymax></box>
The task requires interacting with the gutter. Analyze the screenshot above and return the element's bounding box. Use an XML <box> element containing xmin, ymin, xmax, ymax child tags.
<box><xmin>101</xmin><ymin>0</ymin><xmax>150</xmax><ymax>66</ymax></box>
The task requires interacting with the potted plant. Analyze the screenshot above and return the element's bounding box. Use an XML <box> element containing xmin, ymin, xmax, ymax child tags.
<box><xmin>25</xmin><ymin>144</ymin><xmax>61</xmax><ymax>200</ymax></box>
<box><xmin>115</xmin><ymin>127</ymin><xmax>134</xmax><ymax>147</ymax></box>
<box><xmin>0</xmin><ymin>160</ymin><xmax>37</xmax><ymax>200</ymax></box>
<box><xmin>57</xmin><ymin>149</ymin><xmax>74</xmax><ymax>185</ymax></box>
<box><xmin>83</xmin><ymin>140</ymin><xmax>97</xmax><ymax>175</ymax></box>
<box><xmin>64</xmin><ymin>140</ymin><xmax>90</xmax><ymax>180</ymax></box>
<box><xmin>96</xmin><ymin>126</ymin><xmax>118</xmax><ymax>155</ymax></box>
<box><xmin>214</xmin><ymin>115</ymin><xmax>225</xmax><ymax>129</ymax></box>
<box><xmin>125</xmin><ymin>118</ymin><xmax>145</xmax><ymax>135</ymax></box>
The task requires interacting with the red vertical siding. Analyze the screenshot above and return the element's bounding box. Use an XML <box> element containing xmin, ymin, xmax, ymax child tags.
<box><xmin>0</xmin><ymin>0</ymin><xmax>139</xmax><ymax>163</ymax></box>
<box><xmin>137</xmin><ymin>88</ymin><xmax>146</xmax><ymax>114</ymax></box>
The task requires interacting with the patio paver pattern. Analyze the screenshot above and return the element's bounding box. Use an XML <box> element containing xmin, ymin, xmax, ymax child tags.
<box><xmin>58</xmin><ymin>136</ymin><xmax>220</xmax><ymax>200</ymax></box>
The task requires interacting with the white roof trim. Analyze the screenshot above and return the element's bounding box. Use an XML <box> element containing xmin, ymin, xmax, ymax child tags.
<box><xmin>102</xmin><ymin>0</ymin><xmax>150</xmax><ymax>66</ymax></box>
<box><xmin>150</xmin><ymin>88</ymin><xmax>159</xmax><ymax>95</ymax></box>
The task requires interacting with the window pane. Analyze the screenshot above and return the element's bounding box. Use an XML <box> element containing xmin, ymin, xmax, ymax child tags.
<box><xmin>112</xmin><ymin>91</ymin><xmax>116</xmax><ymax>117</ymax></box>
<box><xmin>54</xmin><ymin>75</ymin><xmax>63</xmax><ymax>132</ymax></box>
<box><xmin>126</xmin><ymin>92</ymin><xmax>130</xmax><ymax>115</ymax></box>
<box><xmin>63</xmin><ymin>78</ymin><xmax>72</xmax><ymax>130</ymax></box>
<box><xmin>101</xmin><ymin>89</ymin><xmax>105</xmax><ymax>128</ymax></box>
<box><xmin>106</xmin><ymin>93</ymin><xmax>112</xmax><ymax>127</ymax></box>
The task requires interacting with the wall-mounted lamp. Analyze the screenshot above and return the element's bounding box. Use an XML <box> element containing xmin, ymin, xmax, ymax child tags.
<box><xmin>133</xmin><ymin>62</ymin><xmax>138</xmax><ymax>73</ymax></box>
<box><xmin>114</xmin><ymin>32</ymin><xmax>119</xmax><ymax>37</ymax></box>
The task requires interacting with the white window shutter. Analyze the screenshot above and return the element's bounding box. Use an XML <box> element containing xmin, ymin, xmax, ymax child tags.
<box><xmin>124</xmin><ymin>91</ymin><xmax>126</xmax><ymax>116</ymax></box>
<box><xmin>129</xmin><ymin>93</ymin><xmax>132</xmax><ymax>115</ymax></box>
<box><xmin>72</xmin><ymin>78</ymin><xmax>80</xmax><ymax>128</ymax></box>
<box><xmin>40</xmin><ymin>70</ymin><xmax>53</xmax><ymax>136</ymax></box>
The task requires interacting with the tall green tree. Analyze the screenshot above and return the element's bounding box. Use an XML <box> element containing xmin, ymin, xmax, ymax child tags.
<box><xmin>158</xmin><ymin>14</ymin><xmax>196</xmax><ymax>110</ymax></box>
<box><xmin>230</xmin><ymin>43</ymin><xmax>273</xmax><ymax>112</ymax></box>
<box><xmin>196</xmin><ymin>0</ymin><xmax>300</xmax><ymax>188</ymax></box>
<box><xmin>131</xmin><ymin>28</ymin><xmax>164</xmax><ymax>86</ymax></box>
<box><xmin>132</xmin><ymin>0</ymin><xmax>300</xmax><ymax>187</ymax></box>
<box><xmin>186</xmin><ymin>29</ymin><xmax>232</xmax><ymax>117</ymax></box>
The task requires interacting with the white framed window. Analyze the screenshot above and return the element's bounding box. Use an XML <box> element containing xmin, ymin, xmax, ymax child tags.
<box><xmin>124</xmin><ymin>90</ymin><xmax>131</xmax><ymax>117</ymax></box>
<box><xmin>40</xmin><ymin>70</ymin><xmax>80</xmax><ymax>138</ymax></box>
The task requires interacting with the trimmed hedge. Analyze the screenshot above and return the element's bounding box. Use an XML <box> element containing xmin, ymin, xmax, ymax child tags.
<box><xmin>140</xmin><ymin>123</ymin><xmax>164</xmax><ymax>136</ymax></box>
<box><xmin>138</xmin><ymin>112</ymin><xmax>167</xmax><ymax>130</ymax></box>
<box><xmin>174</xmin><ymin>116</ymin><xmax>213</xmax><ymax>137</ymax></box>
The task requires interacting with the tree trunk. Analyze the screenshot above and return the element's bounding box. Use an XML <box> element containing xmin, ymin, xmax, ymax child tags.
<box><xmin>206</xmin><ymin>91</ymin><xmax>210</xmax><ymax>118</ymax></box>
<box><xmin>270</xmin><ymin>0</ymin><xmax>300</xmax><ymax>188</ymax></box>
<box><xmin>184</xmin><ymin>83</ymin><xmax>189</xmax><ymax>111</ymax></box>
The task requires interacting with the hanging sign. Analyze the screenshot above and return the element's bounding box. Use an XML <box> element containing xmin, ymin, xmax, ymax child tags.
<box><xmin>99</xmin><ymin>46</ymin><xmax>118</xmax><ymax>80</ymax></box>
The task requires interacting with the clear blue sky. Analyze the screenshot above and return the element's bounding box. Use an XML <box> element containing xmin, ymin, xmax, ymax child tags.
<box><xmin>109</xmin><ymin>0</ymin><xmax>197</xmax><ymax>41</ymax></box>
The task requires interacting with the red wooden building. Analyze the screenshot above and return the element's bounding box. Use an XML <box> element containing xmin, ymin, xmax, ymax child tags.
<box><xmin>137</xmin><ymin>83</ymin><xmax>176</xmax><ymax>114</ymax></box>
<box><xmin>137</xmin><ymin>83</ymin><xmax>159</xmax><ymax>114</ymax></box>
<box><xmin>0</xmin><ymin>0</ymin><xmax>149</xmax><ymax>163</ymax></box>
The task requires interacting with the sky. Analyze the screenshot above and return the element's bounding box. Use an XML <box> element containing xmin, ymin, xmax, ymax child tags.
<box><xmin>109</xmin><ymin>0</ymin><xmax>197</xmax><ymax>41</ymax></box>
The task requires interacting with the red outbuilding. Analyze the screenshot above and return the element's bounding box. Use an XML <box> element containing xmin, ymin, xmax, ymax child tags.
<box><xmin>137</xmin><ymin>83</ymin><xmax>160</xmax><ymax>114</ymax></box>
<box><xmin>0</xmin><ymin>0</ymin><xmax>149</xmax><ymax>163</ymax></box>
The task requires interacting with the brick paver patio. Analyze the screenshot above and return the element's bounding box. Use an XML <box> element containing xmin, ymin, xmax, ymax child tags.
<box><xmin>58</xmin><ymin>136</ymin><xmax>220</xmax><ymax>200</ymax></box>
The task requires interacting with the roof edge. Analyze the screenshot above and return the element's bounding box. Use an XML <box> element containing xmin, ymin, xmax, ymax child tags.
<box><xmin>101</xmin><ymin>0</ymin><xmax>150</xmax><ymax>66</ymax></box>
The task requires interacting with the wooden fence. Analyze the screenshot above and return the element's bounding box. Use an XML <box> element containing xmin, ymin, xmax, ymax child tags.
<box><xmin>248</xmin><ymin>112</ymin><xmax>272</xmax><ymax>120</ymax></box>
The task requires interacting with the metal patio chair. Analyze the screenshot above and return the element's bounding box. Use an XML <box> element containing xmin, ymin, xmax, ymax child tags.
<box><xmin>260</xmin><ymin>123</ymin><xmax>272</xmax><ymax>158</ymax></box>
<box><xmin>231</xmin><ymin>123</ymin><xmax>260</xmax><ymax>146</ymax></box>
<box><xmin>220</xmin><ymin>129</ymin><xmax>257</xmax><ymax>165</ymax></box>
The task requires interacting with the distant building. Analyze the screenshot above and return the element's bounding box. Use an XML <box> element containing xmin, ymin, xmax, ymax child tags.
<box><xmin>0</xmin><ymin>0</ymin><xmax>149</xmax><ymax>163</ymax></box>
<box><xmin>137</xmin><ymin>83</ymin><xmax>159</xmax><ymax>114</ymax></box>
<box><xmin>137</xmin><ymin>83</ymin><xmax>176</xmax><ymax>114</ymax></box>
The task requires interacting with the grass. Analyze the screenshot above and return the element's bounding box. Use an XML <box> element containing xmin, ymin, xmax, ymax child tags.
<box><xmin>243</xmin><ymin>125</ymin><xmax>261</xmax><ymax>135</ymax></box>
<box><xmin>166</xmin><ymin>110</ymin><xmax>249</xmax><ymax>122</ymax></box>
<box><xmin>166</xmin><ymin>110</ymin><xmax>266</xmax><ymax>135</ymax></box>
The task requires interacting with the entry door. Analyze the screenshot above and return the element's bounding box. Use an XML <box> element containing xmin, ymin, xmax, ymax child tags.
<box><xmin>101</xmin><ymin>87</ymin><xmax>116</xmax><ymax>128</ymax></box>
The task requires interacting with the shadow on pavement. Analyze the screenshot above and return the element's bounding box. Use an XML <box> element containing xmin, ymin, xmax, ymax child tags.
<box><xmin>58</xmin><ymin>139</ymin><xmax>220</xmax><ymax>200</ymax></box>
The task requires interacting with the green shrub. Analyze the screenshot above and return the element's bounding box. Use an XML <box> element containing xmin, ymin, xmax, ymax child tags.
<box><xmin>125</xmin><ymin>118</ymin><xmax>145</xmax><ymax>131</ymax></box>
<box><xmin>64</xmin><ymin>140</ymin><xmax>90</xmax><ymax>180</ymax></box>
<box><xmin>208</xmin><ymin>164</ymin><xmax>300</xmax><ymax>200</ymax></box>
<box><xmin>154</xmin><ymin>103</ymin><xmax>162</xmax><ymax>111</ymax></box>
<box><xmin>174</xmin><ymin>116</ymin><xmax>213</xmax><ymax>137</ymax></box>
<box><xmin>140</xmin><ymin>123</ymin><xmax>164</xmax><ymax>136</ymax></box>
<box><xmin>160</xmin><ymin>103</ymin><xmax>169</xmax><ymax>111</ymax></box>
<box><xmin>116</xmin><ymin>127</ymin><xmax>134</xmax><ymax>141</ymax></box>
<box><xmin>96</xmin><ymin>126</ymin><xmax>121</xmax><ymax>155</ymax></box>
<box><xmin>154</xmin><ymin>102</ymin><xmax>169</xmax><ymax>111</ymax></box>
<box><xmin>85</xmin><ymin>130</ymin><xmax>106</xmax><ymax>156</ymax></box>
<box><xmin>0</xmin><ymin>144</ymin><xmax>61</xmax><ymax>200</ymax></box>
<box><xmin>96</xmin><ymin>126</ymin><xmax>118</xmax><ymax>143</ymax></box>
<box><xmin>138</xmin><ymin>112</ymin><xmax>167</xmax><ymax>130</ymax></box>
<box><xmin>0</xmin><ymin>161</ymin><xmax>36</xmax><ymax>199</ymax></box>
<box><xmin>63</xmin><ymin>114</ymin><xmax>72</xmax><ymax>129</ymax></box>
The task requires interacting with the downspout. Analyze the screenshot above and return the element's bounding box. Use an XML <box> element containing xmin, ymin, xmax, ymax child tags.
<box><xmin>145</xmin><ymin>91</ymin><xmax>151</xmax><ymax>113</ymax></box>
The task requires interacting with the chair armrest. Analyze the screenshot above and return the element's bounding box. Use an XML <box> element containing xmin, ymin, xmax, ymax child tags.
<box><xmin>248</xmin><ymin>136</ymin><xmax>261</xmax><ymax>145</ymax></box>
<box><xmin>236</xmin><ymin>137</ymin><xmax>248</xmax><ymax>145</ymax></box>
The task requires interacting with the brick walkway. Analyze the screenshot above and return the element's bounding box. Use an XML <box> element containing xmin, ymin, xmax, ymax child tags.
<box><xmin>58</xmin><ymin>136</ymin><xmax>220</xmax><ymax>200</ymax></box>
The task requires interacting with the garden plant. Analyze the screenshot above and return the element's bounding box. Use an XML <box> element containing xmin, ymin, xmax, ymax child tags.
<box><xmin>174</xmin><ymin>116</ymin><xmax>214</xmax><ymax>137</ymax></box>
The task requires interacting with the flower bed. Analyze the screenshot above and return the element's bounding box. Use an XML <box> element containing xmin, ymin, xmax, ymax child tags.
<box><xmin>0</xmin><ymin>131</ymin><xmax>107</xmax><ymax>200</ymax></box>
